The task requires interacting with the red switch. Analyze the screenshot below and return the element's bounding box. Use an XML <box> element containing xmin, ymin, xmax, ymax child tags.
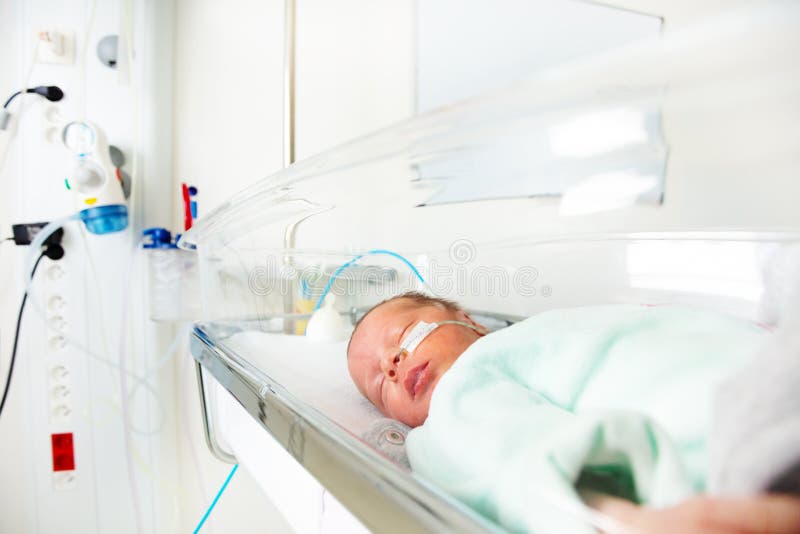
<box><xmin>51</xmin><ymin>432</ymin><xmax>75</xmax><ymax>471</ymax></box>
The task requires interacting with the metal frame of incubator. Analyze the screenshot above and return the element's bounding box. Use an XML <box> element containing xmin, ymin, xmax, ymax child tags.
<box><xmin>189</xmin><ymin>322</ymin><xmax>505</xmax><ymax>533</ymax></box>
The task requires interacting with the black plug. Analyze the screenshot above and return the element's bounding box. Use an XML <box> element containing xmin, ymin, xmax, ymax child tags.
<box><xmin>3</xmin><ymin>85</ymin><xmax>64</xmax><ymax>109</ymax></box>
<box><xmin>12</xmin><ymin>222</ymin><xmax>64</xmax><ymax>246</ymax></box>
<box><xmin>43</xmin><ymin>243</ymin><xmax>65</xmax><ymax>260</ymax></box>
<box><xmin>1</xmin><ymin>85</ymin><xmax>65</xmax><ymax>131</ymax></box>
<box><xmin>29</xmin><ymin>86</ymin><xmax>64</xmax><ymax>102</ymax></box>
<box><xmin>11</xmin><ymin>221</ymin><xmax>66</xmax><ymax>261</ymax></box>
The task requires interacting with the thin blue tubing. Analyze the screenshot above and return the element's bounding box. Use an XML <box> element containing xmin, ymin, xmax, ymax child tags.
<box><xmin>193</xmin><ymin>464</ymin><xmax>239</xmax><ymax>534</ymax></box>
<box><xmin>311</xmin><ymin>249</ymin><xmax>427</xmax><ymax>313</ymax></box>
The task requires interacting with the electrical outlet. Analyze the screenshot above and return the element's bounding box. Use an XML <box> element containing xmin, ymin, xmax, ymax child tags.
<box><xmin>35</xmin><ymin>29</ymin><xmax>75</xmax><ymax>65</ymax></box>
<box><xmin>53</xmin><ymin>471</ymin><xmax>77</xmax><ymax>491</ymax></box>
<box><xmin>50</xmin><ymin>365</ymin><xmax>70</xmax><ymax>383</ymax></box>
<box><xmin>50</xmin><ymin>404</ymin><xmax>72</xmax><ymax>424</ymax></box>
<box><xmin>11</xmin><ymin>222</ymin><xmax>64</xmax><ymax>246</ymax></box>
<box><xmin>42</xmin><ymin>105</ymin><xmax>66</xmax><ymax>144</ymax></box>
<box><xmin>48</xmin><ymin>365</ymin><xmax>72</xmax><ymax>424</ymax></box>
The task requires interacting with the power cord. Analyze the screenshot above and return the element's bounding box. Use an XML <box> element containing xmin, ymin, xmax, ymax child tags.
<box><xmin>2</xmin><ymin>86</ymin><xmax>64</xmax><ymax>109</ymax></box>
<box><xmin>0</xmin><ymin>242</ymin><xmax>64</xmax><ymax>419</ymax></box>
<box><xmin>0</xmin><ymin>86</ymin><xmax>64</xmax><ymax>132</ymax></box>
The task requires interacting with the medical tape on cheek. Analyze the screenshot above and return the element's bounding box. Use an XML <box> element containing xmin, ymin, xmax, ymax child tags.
<box><xmin>399</xmin><ymin>321</ymin><xmax>439</xmax><ymax>354</ymax></box>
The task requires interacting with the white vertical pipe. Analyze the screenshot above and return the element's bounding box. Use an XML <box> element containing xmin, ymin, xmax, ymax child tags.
<box><xmin>282</xmin><ymin>0</ymin><xmax>298</xmax><ymax>327</ymax></box>
<box><xmin>283</xmin><ymin>0</ymin><xmax>296</xmax><ymax>169</ymax></box>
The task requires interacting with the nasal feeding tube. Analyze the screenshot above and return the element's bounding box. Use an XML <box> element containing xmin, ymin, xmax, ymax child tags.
<box><xmin>393</xmin><ymin>320</ymin><xmax>486</xmax><ymax>372</ymax></box>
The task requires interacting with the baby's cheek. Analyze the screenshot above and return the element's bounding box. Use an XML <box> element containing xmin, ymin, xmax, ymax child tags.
<box><xmin>385</xmin><ymin>388</ymin><xmax>405</xmax><ymax>419</ymax></box>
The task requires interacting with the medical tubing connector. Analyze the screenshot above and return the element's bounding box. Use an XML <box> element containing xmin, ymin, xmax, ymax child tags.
<box><xmin>311</xmin><ymin>249</ymin><xmax>428</xmax><ymax>313</ymax></box>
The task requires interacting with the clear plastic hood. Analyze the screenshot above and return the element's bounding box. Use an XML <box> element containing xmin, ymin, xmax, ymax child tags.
<box><xmin>178</xmin><ymin>3</ymin><xmax>800</xmax><ymax>325</ymax></box>
<box><xmin>180</xmin><ymin>3</ymin><xmax>800</xmax><ymax>255</ymax></box>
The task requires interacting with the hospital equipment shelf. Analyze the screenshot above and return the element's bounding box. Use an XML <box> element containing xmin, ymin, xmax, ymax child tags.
<box><xmin>189</xmin><ymin>322</ymin><xmax>502</xmax><ymax>534</ymax></box>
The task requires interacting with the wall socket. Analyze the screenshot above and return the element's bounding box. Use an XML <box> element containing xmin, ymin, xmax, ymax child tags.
<box><xmin>53</xmin><ymin>470</ymin><xmax>77</xmax><ymax>491</ymax></box>
<box><xmin>35</xmin><ymin>29</ymin><xmax>75</xmax><ymax>65</ymax></box>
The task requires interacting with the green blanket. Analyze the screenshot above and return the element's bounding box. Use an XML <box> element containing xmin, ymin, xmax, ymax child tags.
<box><xmin>406</xmin><ymin>305</ymin><xmax>766</xmax><ymax>533</ymax></box>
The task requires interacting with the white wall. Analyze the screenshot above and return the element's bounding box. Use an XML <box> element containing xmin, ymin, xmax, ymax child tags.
<box><xmin>172</xmin><ymin>0</ymin><xmax>283</xmax><ymax>224</ymax></box>
<box><xmin>294</xmin><ymin>0</ymin><xmax>415</xmax><ymax>160</ymax></box>
<box><xmin>0</xmin><ymin>0</ymin><xmax>180</xmax><ymax>532</ymax></box>
<box><xmin>174</xmin><ymin>0</ymin><xmax>416</xmax><ymax>216</ymax></box>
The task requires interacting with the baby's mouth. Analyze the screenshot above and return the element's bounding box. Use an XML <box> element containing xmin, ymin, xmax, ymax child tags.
<box><xmin>404</xmin><ymin>362</ymin><xmax>430</xmax><ymax>399</ymax></box>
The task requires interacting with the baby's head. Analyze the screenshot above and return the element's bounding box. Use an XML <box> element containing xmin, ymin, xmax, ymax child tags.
<box><xmin>347</xmin><ymin>292</ymin><xmax>485</xmax><ymax>427</ymax></box>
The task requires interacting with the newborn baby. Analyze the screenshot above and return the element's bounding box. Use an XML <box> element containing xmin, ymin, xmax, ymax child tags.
<box><xmin>347</xmin><ymin>291</ymin><xmax>800</xmax><ymax>533</ymax></box>
<box><xmin>346</xmin><ymin>291</ymin><xmax>486</xmax><ymax>427</ymax></box>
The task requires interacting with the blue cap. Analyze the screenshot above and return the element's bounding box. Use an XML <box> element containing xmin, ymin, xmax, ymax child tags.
<box><xmin>79</xmin><ymin>204</ymin><xmax>128</xmax><ymax>234</ymax></box>
<box><xmin>142</xmin><ymin>227</ymin><xmax>178</xmax><ymax>248</ymax></box>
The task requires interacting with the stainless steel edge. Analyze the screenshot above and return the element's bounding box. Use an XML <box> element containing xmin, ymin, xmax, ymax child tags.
<box><xmin>189</xmin><ymin>324</ymin><xmax>502</xmax><ymax>534</ymax></box>
<box><xmin>194</xmin><ymin>360</ymin><xmax>237</xmax><ymax>464</ymax></box>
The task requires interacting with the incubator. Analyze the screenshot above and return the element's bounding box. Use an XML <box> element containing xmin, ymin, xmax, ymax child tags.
<box><xmin>179</xmin><ymin>5</ymin><xmax>800</xmax><ymax>533</ymax></box>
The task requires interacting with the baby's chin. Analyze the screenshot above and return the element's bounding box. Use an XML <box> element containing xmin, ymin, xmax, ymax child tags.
<box><xmin>398</xmin><ymin>399</ymin><xmax>431</xmax><ymax>428</ymax></box>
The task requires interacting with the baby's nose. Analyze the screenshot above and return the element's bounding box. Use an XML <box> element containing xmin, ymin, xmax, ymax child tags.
<box><xmin>382</xmin><ymin>350</ymin><xmax>407</xmax><ymax>380</ymax></box>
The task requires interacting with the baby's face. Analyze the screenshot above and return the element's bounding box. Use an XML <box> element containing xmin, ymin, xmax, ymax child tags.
<box><xmin>347</xmin><ymin>299</ymin><xmax>483</xmax><ymax>427</ymax></box>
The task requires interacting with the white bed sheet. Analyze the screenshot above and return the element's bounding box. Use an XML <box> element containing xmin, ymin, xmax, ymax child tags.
<box><xmin>220</xmin><ymin>331</ymin><xmax>383</xmax><ymax>436</ymax></box>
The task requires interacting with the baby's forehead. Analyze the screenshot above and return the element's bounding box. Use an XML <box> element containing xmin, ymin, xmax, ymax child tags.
<box><xmin>366</xmin><ymin>298</ymin><xmax>447</xmax><ymax>329</ymax></box>
<box><xmin>356</xmin><ymin>301</ymin><xmax>414</xmax><ymax>339</ymax></box>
